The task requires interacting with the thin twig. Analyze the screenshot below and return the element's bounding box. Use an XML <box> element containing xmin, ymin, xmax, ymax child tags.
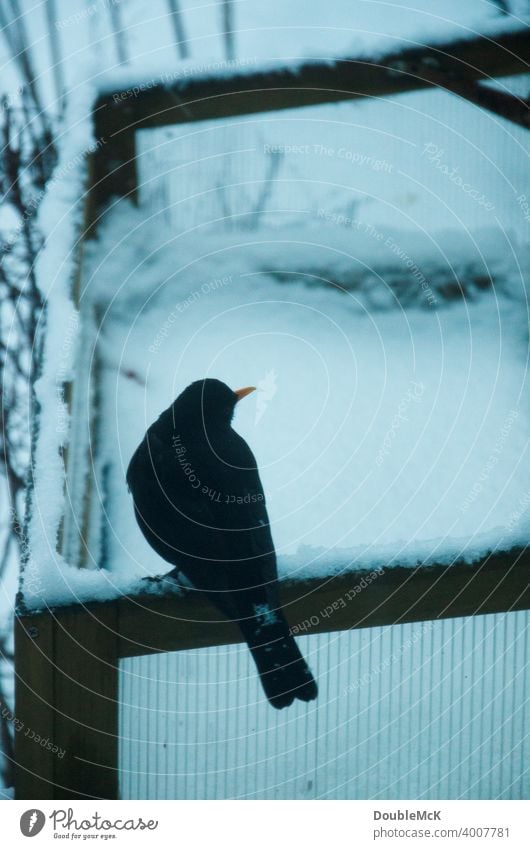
<box><xmin>167</xmin><ymin>0</ymin><xmax>190</xmax><ymax>59</ymax></box>
<box><xmin>220</xmin><ymin>0</ymin><xmax>236</xmax><ymax>61</ymax></box>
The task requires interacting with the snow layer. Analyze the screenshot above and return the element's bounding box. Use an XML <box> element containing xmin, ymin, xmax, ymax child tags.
<box><xmin>22</xmin><ymin>87</ymin><xmax>95</xmax><ymax>608</ymax></box>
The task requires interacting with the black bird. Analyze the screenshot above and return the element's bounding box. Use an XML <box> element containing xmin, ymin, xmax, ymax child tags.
<box><xmin>126</xmin><ymin>378</ymin><xmax>318</xmax><ymax>709</ymax></box>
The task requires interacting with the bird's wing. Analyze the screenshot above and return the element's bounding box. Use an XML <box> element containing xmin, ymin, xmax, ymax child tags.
<box><xmin>127</xmin><ymin>424</ymin><xmax>279</xmax><ymax>598</ymax></box>
<box><xmin>126</xmin><ymin>427</ymin><xmax>216</xmax><ymax>565</ymax></box>
<box><xmin>194</xmin><ymin>429</ymin><xmax>279</xmax><ymax>589</ymax></box>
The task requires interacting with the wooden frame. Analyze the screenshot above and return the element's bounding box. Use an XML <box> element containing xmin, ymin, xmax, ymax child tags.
<box><xmin>15</xmin><ymin>546</ymin><xmax>530</xmax><ymax>799</ymax></box>
<box><xmin>15</xmin><ymin>29</ymin><xmax>530</xmax><ymax>800</ymax></box>
<box><xmin>91</xmin><ymin>29</ymin><xmax>530</xmax><ymax>209</ymax></box>
<box><xmin>15</xmin><ymin>607</ymin><xmax>119</xmax><ymax>800</ymax></box>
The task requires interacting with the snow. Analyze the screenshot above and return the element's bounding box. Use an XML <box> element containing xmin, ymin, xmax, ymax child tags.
<box><xmin>21</xmin><ymin>86</ymin><xmax>95</xmax><ymax>608</ymax></box>
<box><xmin>93</xmin><ymin>1</ymin><xmax>530</xmax><ymax>95</ymax></box>
<box><xmin>18</xmin><ymin>532</ymin><xmax>526</xmax><ymax>613</ymax></box>
<box><xmin>233</xmin><ymin>0</ymin><xmax>530</xmax><ymax>62</ymax></box>
<box><xmin>96</xmin><ymin>56</ymin><xmax>276</xmax><ymax>98</ymax></box>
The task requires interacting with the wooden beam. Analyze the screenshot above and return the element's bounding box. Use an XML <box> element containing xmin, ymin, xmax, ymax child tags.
<box><xmin>52</xmin><ymin>605</ymin><xmax>119</xmax><ymax>799</ymax></box>
<box><xmin>14</xmin><ymin>613</ymin><xmax>55</xmax><ymax>799</ymax></box>
<box><xmin>15</xmin><ymin>607</ymin><xmax>119</xmax><ymax>799</ymax></box>
<box><xmin>92</xmin><ymin>29</ymin><xmax>530</xmax><ymax>208</ymax></box>
<box><xmin>95</xmin><ymin>29</ymin><xmax>530</xmax><ymax>131</ymax></box>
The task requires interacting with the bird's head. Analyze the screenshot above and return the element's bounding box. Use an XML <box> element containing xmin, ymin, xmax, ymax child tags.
<box><xmin>171</xmin><ymin>378</ymin><xmax>256</xmax><ymax>431</ymax></box>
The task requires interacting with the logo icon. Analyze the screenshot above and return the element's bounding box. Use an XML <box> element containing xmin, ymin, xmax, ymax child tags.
<box><xmin>20</xmin><ymin>809</ymin><xmax>45</xmax><ymax>837</ymax></box>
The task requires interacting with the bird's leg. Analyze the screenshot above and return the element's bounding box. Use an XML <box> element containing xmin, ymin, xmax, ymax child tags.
<box><xmin>141</xmin><ymin>570</ymin><xmax>188</xmax><ymax>590</ymax></box>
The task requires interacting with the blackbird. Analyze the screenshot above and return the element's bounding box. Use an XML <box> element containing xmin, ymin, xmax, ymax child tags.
<box><xmin>126</xmin><ymin>378</ymin><xmax>318</xmax><ymax>709</ymax></box>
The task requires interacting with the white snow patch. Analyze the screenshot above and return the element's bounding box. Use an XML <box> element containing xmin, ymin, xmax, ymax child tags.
<box><xmin>253</xmin><ymin>603</ymin><xmax>280</xmax><ymax>627</ymax></box>
<box><xmin>23</xmin><ymin>84</ymin><xmax>96</xmax><ymax>607</ymax></box>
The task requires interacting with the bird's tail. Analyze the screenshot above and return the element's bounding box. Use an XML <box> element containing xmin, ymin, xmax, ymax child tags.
<box><xmin>238</xmin><ymin>612</ymin><xmax>318</xmax><ymax>709</ymax></box>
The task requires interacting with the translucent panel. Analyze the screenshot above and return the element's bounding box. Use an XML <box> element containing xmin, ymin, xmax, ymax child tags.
<box><xmin>119</xmin><ymin>611</ymin><xmax>529</xmax><ymax>799</ymax></box>
<box><xmin>137</xmin><ymin>76</ymin><xmax>530</xmax><ymax>241</ymax></box>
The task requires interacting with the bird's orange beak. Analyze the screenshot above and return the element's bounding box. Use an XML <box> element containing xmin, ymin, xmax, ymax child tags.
<box><xmin>234</xmin><ymin>386</ymin><xmax>256</xmax><ymax>401</ymax></box>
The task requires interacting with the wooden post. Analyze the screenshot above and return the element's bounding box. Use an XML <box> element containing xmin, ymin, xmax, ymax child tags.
<box><xmin>14</xmin><ymin>613</ymin><xmax>55</xmax><ymax>798</ymax></box>
<box><xmin>15</xmin><ymin>605</ymin><xmax>120</xmax><ymax>799</ymax></box>
<box><xmin>52</xmin><ymin>604</ymin><xmax>119</xmax><ymax>799</ymax></box>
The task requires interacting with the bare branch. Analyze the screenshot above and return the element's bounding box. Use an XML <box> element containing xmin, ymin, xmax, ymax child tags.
<box><xmin>167</xmin><ymin>0</ymin><xmax>190</xmax><ymax>59</ymax></box>
<box><xmin>220</xmin><ymin>0</ymin><xmax>236</xmax><ymax>61</ymax></box>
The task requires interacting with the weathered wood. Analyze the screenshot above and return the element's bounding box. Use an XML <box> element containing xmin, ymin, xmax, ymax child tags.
<box><xmin>15</xmin><ymin>606</ymin><xmax>120</xmax><ymax>799</ymax></box>
<box><xmin>112</xmin><ymin>545</ymin><xmax>530</xmax><ymax>656</ymax></box>
<box><xmin>14</xmin><ymin>613</ymin><xmax>55</xmax><ymax>799</ymax></box>
<box><xmin>92</xmin><ymin>29</ymin><xmax>530</xmax><ymax>208</ymax></box>
<box><xmin>52</xmin><ymin>605</ymin><xmax>119</xmax><ymax>799</ymax></box>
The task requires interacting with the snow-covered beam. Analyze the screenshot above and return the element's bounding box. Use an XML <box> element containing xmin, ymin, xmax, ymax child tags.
<box><xmin>91</xmin><ymin>28</ymin><xmax>530</xmax><ymax>209</ymax></box>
